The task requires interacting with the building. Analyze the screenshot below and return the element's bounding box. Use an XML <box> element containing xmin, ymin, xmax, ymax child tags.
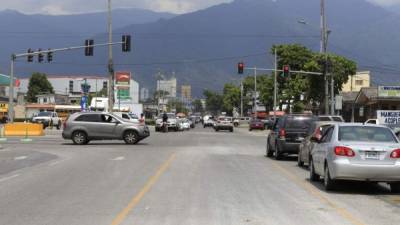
<box><xmin>140</xmin><ymin>87</ymin><xmax>150</xmax><ymax>101</ymax></box>
<box><xmin>157</xmin><ymin>77</ymin><xmax>177</xmax><ymax>98</ymax></box>
<box><xmin>18</xmin><ymin>75</ymin><xmax>139</xmax><ymax>105</ymax></box>
<box><xmin>36</xmin><ymin>93</ymin><xmax>69</xmax><ymax>105</ymax></box>
<box><xmin>181</xmin><ymin>85</ymin><xmax>192</xmax><ymax>100</ymax></box>
<box><xmin>342</xmin><ymin>71</ymin><xmax>371</xmax><ymax>92</ymax></box>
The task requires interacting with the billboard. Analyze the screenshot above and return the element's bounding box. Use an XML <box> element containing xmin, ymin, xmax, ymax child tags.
<box><xmin>115</xmin><ymin>71</ymin><xmax>131</xmax><ymax>87</ymax></box>
<box><xmin>378</xmin><ymin>86</ymin><xmax>400</xmax><ymax>97</ymax></box>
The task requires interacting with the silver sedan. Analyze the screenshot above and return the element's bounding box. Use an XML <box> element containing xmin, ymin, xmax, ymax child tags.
<box><xmin>309</xmin><ymin>123</ymin><xmax>400</xmax><ymax>192</ymax></box>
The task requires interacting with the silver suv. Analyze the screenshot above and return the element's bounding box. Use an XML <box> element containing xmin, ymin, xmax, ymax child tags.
<box><xmin>62</xmin><ymin>112</ymin><xmax>150</xmax><ymax>145</ymax></box>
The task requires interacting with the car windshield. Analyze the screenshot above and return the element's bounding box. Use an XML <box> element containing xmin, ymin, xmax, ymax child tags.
<box><xmin>339</xmin><ymin>126</ymin><xmax>397</xmax><ymax>143</ymax></box>
<box><xmin>286</xmin><ymin>117</ymin><xmax>314</xmax><ymax>129</ymax></box>
<box><xmin>37</xmin><ymin>112</ymin><xmax>52</xmax><ymax>117</ymax></box>
<box><xmin>128</xmin><ymin>113</ymin><xmax>138</xmax><ymax>119</ymax></box>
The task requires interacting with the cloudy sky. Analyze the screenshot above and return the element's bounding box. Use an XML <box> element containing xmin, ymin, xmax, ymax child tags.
<box><xmin>0</xmin><ymin>0</ymin><xmax>398</xmax><ymax>15</ymax></box>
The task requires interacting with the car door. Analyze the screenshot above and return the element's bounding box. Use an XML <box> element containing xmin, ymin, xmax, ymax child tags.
<box><xmin>98</xmin><ymin>114</ymin><xmax>120</xmax><ymax>138</ymax></box>
<box><xmin>314</xmin><ymin>126</ymin><xmax>334</xmax><ymax>175</ymax></box>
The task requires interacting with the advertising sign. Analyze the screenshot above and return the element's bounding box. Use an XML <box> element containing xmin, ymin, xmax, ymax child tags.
<box><xmin>378</xmin><ymin>86</ymin><xmax>400</xmax><ymax>97</ymax></box>
<box><xmin>80</xmin><ymin>96</ymin><xmax>88</xmax><ymax>111</ymax></box>
<box><xmin>117</xmin><ymin>88</ymin><xmax>130</xmax><ymax>100</ymax></box>
<box><xmin>377</xmin><ymin>110</ymin><xmax>400</xmax><ymax>125</ymax></box>
<box><xmin>115</xmin><ymin>71</ymin><xmax>131</xmax><ymax>87</ymax></box>
<box><xmin>0</xmin><ymin>103</ymin><xmax>8</xmax><ymax>113</ymax></box>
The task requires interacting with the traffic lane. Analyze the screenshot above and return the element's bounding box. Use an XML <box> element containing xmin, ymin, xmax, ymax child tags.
<box><xmin>117</xmin><ymin>130</ymin><xmax>355</xmax><ymax>225</ymax></box>
<box><xmin>269</xmin><ymin>154</ymin><xmax>400</xmax><ymax>225</ymax></box>
<box><xmin>0</xmin><ymin>133</ymin><xmax>177</xmax><ymax>225</ymax></box>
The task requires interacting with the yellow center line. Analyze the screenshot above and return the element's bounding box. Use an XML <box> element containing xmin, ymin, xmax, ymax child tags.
<box><xmin>271</xmin><ymin>161</ymin><xmax>365</xmax><ymax>225</ymax></box>
<box><xmin>110</xmin><ymin>153</ymin><xmax>177</xmax><ymax>225</ymax></box>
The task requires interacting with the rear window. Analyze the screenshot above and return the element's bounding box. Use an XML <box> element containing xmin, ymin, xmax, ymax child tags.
<box><xmin>318</xmin><ymin>116</ymin><xmax>331</xmax><ymax>121</ymax></box>
<box><xmin>339</xmin><ymin>126</ymin><xmax>397</xmax><ymax>143</ymax></box>
<box><xmin>285</xmin><ymin>117</ymin><xmax>314</xmax><ymax>130</ymax></box>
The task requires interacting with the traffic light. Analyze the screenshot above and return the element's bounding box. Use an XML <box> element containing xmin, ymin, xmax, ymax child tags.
<box><xmin>27</xmin><ymin>48</ymin><xmax>33</xmax><ymax>62</ymax></box>
<box><xmin>38</xmin><ymin>48</ymin><xmax>44</xmax><ymax>63</ymax></box>
<box><xmin>122</xmin><ymin>35</ymin><xmax>131</xmax><ymax>52</ymax></box>
<box><xmin>238</xmin><ymin>62</ymin><xmax>244</xmax><ymax>74</ymax></box>
<box><xmin>85</xmin><ymin>39</ymin><xmax>94</xmax><ymax>56</ymax></box>
<box><xmin>283</xmin><ymin>65</ymin><xmax>290</xmax><ymax>78</ymax></box>
<box><xmin>47</xmin><ymin>49</ymin><xmax>53</xmax><ymax>62</ymax></box>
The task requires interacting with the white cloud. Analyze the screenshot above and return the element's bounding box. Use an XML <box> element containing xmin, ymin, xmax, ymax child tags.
<box><xmin>367</xmin><ymin>0</ymin><xmax>400</xmax><ymax>6</ymax></box>
<box><xmin>0</xmin><ymin>0</ymin><xmax>233</xmax><ymax>15</ymax></box>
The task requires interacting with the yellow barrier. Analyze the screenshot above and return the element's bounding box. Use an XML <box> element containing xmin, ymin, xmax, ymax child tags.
<box><xmin>4</xmin><ymin>123</ymin><xmax>44</xmax><ymax>137</ymax></box>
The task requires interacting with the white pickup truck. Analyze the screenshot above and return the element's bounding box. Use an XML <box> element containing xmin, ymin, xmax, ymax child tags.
<box><xmin>32</xmin><ymin>111</ymin><xmax>62</xmax><ymax>129</ymax></box>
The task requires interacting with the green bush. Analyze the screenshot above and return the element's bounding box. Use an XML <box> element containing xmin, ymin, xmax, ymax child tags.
<box><xmin>145</xmin><ymin>119</ymin><xmax>155</xmax><ymax>126</ymax></box>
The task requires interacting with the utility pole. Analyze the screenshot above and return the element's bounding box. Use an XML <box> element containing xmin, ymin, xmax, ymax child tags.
<box><xmin>8</xmin><ymin>56</ymin><xmax>15</xmax><ymax>123</ymax></box>
<box><xmin>321</xmin><ymin>0</ymin><xmax>329</xmax><ymax>114</ymax></box>
<box><xmin>240</xmin><ymin>80</ymin><xmax>243</xmax><ymax>117</ymax></box>
<box><xmin>254</xmin><ymin>67</ymin><xmax>257</xmax><ymax>118</ymax></box>
<box><xmin>107</xmin><ymin>0</ymin><xmax>114</xmax><ymax>113</ymax></box>
<box><xmin>273</xmin><ymin>48</ymin><xmax>277</xmax><ymax>121</ymax></box>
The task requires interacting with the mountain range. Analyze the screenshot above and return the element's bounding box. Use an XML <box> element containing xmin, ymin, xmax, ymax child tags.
<box><xmin>1</xmin><ymin>0</ymin><xmax>400</xmax><ymax>97</ymax></box>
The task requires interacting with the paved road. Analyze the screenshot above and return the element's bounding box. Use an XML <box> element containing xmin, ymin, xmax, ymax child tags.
<box><xmin>0</xmin><ymin>126</ymin><xmax>399</xmax><ymax>225</ymax></box>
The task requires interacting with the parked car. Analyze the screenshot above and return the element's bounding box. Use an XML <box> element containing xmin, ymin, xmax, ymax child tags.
<box><xmin>249</xmin><ymin>118</ymin><xmax>265</xmax><ymax>131</ymax></box>
<box><xmin>155</xmin><ymin>113</ymin><xmax>178</xmax><ymax>132</ymax></box>
<box><xmin>298</xmin><ymin>121</ymin><xmax>339</xmax><ymax>167</ymax></box>
<box><xmin>266</xmin><ymin>114</ymin><xmax>317</xmax><ymax>159</ymax></box>
<box><xmin>214</xmin><ymin>116</ymin><xmax>233</xmax><ymax>132</ymax></box>
<box><xmin>62</xmin><ymin>112</ymin><xmax>150</xmax><ymax>145</ymax></box>
<box><xmin>318</xmin><ymin>115</ymin><xmax>345</xmax><ymax>122</ymax></box>
<box><xmin>309</xmin><ymin>123</ymin><xmax>400</xmax><ymax>192</ymax></box>
<box><xmin>32</xmin><ymin>111</ymin><xmax>62</xmax><ymax>129</ymax></box>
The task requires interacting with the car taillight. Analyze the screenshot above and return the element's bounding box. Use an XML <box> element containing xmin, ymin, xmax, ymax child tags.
<box><xmin>279</xmin><ymin>128</ymin><xmax>286</xmax><ymax>138</ymax></box>
<box><xmin>334</xmin><ymin>146</ymin><xmax>355</xmax><ymax>157</ymax></box>
<box><xmin>390</xmin><ymin>149</ymin><xmax>400</xmax><ymax>158</ymax></box>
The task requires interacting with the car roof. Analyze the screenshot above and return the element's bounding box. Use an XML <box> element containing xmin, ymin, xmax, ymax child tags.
<box><xmin>336</xmin><ymin>123</ymin><xmax>390</xmax><ymax>129</ymax></box>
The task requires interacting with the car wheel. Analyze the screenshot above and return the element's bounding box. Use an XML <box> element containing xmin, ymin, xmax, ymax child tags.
<box><xmin>309</xmin><ymin>158</ymin><xmax>319</xmax><ymax>181</ymax></box>
<box><xmin>124</xmin><ymin>130</ymin><xmax>139</xmax><ymax>145</ymax></box>
<box><xmin>297</xmin><ymin>153</ymin><xmax>304</xmax><ymax>167</ymax></box>
<box><xmin>72</xmin><ymin>131</ymin><xmax>88</xmax><ymax>145</ymax></box>
<box><xmin>390</xmin><ymin>183</ymin><xmax>400</xmax><ymax>193</ymax></box>
<box><xmin>324</xmin><ymin>165</ymin><xmax>336</xmax><ymax>191</ymax></box>
<box><xmin>274</xmin><ymin>143</ymin><xmax>282</xmax><ymax>160</ymax></box>
<box><xmin>266</xmin><ymin>141</ymin><xmax>273</xmax><ymax>157</ymax></box>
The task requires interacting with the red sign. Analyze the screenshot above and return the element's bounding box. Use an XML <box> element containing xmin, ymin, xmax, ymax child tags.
<box><xmin>115</xmin><ymin>72</ymin><xmax>131</xmax><ymax>86</ymax></box>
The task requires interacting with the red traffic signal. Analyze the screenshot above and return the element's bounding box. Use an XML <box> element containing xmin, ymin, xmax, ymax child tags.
<box><xmin>283</xmin><ymin>65</ymin><xmax>290</xmax><ymax>77</ymax></box>
<box><xmin>238</xmin><ymin>62</ymin><xmax>244</xmax><ymax>74</ymax></box>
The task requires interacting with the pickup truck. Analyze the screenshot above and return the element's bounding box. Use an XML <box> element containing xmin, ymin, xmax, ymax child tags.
<box><xmin>32</xmin><ymin>111</ymin><xmax>62</xmax><ymax>129</ymax></box>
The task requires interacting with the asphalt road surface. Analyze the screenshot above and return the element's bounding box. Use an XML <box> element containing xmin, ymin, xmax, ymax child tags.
<box><xmin>0</xmin><ymin>126</ymin><xmax>399</xmax><ymax>225</ymax></box>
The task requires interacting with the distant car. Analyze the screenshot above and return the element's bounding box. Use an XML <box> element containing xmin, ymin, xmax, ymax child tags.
<box><xmin>113</xmin><ymin>112</ymin><xmax>140</xmax><ymax>123</ymax></box>
<box><xmin>155</xmin><ymin>113</ymin><xmax>178</xmax><ymax>132</ymax></box>
<box><xmin>318</xmin><ymin>115</ymin><xmax>344</xmax><ymax>122</ymax></box>
<box><xmin>189</xmin><ymin>118</ymin><xmax>196</xmax><ymax>128</ymax></box>
<box><xmin>309</xmin><ymin>123</ymin><xmax>400</xmax><ymax>193</ymax></box>
<box><xmin>62</xmin><ymin>112</ymin><xmax>150</xmax><ymax>145</ymax></box>
<box><xmin>32</xmin><ymin>111</ymin><xmax>62</xmax><ymax>129</ymax></box>
<box><xmin>266</xmin><ymin>114</ymin><xmax>317</xmax><ymax>159</ymax></box>
<box><xmin>298</xmin><ymin>121</ymin><xmax>339</xmax><ymax>167</ymax></box>
<box><xmin>214</xmin><ymin>116</ymin><xmax>233</xmax><ymax>132</ymax></box>
<box><xmin>181</xmin><ymin>119</ymin><xmax>191</xmax><ymax>130</ymax></box>
<box><xmin>249</xmin><ymin>118</ymin><xmax>265</xmax><ymax>131</ymax></box>
<box><xmin>203</xmin><ymin>118</ymin><xmax>215</xmax><ymax>128</ymax></box>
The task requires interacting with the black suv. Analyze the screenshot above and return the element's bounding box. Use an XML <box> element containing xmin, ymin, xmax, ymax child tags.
<box><xmin>266</xmin><ymin>114</ymin><xmax>317</xmax><ymax>160</ymax></box>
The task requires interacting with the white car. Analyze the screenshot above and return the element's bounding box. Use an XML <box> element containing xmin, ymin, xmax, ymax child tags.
<box><xmin>113</xmin><ymin>112</ymin><xmax>140</xmax><ymax>123</ymax></box>
<box><xmin>181</xmin><ymin>119</ymin><xmax>191</xmax><ymax>130</ymax></box>
<box><xmin>155</xmin><ymin>113</ymin><xmax>178</xmax><ymax>132</ymax></box>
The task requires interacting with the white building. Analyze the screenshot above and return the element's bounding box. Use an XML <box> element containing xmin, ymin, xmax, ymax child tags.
<box><xmin>18</xmin><ymin>75</ymin><xmax>139</xmax><ymax>104</ymax></box>
<box><xmin>140</xmin><ymin>87</ymin><xmax>150</xmax><ymax>101</ymax></box>
<box><xmin>157</xmin><ymin>77</ymin><xmax>177</xmax><ymax>98</ymax></box>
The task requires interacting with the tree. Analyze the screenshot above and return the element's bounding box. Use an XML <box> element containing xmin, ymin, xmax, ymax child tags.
<box><xmin>26</xmin><ymin>73</ymin><xmax>54</xmax><ymax>103</ymax></box>
<box><xmin>222</xmin><ymin>84</ymin><xmax>241</xmax><ymax>116</ymax></box>
<box><xmin>167</xmin><ymin>99</ymin><xmax>188</xmax><ymax>114</ymax></box>
<box><xmin>192</xmin><ymin>99</ymin><xmax>204</xmax><ymax>113</ymax></box>
<box><xmin>203</xmin><ymin>89</ymin><xmax>223</xmax><ymax>115</ymax></box>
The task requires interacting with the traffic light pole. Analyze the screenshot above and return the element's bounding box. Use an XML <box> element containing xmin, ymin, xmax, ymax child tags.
<box><xmin>7</xmin><ymin>41</ymin><xmax>124</xmax><ymax>123</ymax></box>
<box><xmin>108</xmin><ymin>0</ymin><xmax>114</xmax><ymax>113</ymax></box>
<box><xmin>274</xmin><ymin>48</ymin><xmax>277</xmax><ymax>121</ymax></box>
<box><xmin>254</xmin><ymin>67</ymin><xmax>257</xmax><ymax>118</ymax></box>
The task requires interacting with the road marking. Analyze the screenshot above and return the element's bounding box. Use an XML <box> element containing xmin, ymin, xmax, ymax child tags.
<box><xmin>271</xmin><ymin>161</ymin><xmax>365</xmax><ymax>225</ymax></box>
<box><xmin>110</xmin><ymin>153</ymin><xmax>176</xmax><ymax>225</ymax></box>
<box><xmin>0</xmin><ymin>174</ymin><xmax>20</xmax><ymax>183</ymax></box>
<box><xmin>111</xmin><ymin>156</ymin><xmax>125</xmax><ymax>161</ymax></box>
<box><xmin>14</xmin><ymin>156</ymin><xmax>28</xmax><ymax>160</ymax></box>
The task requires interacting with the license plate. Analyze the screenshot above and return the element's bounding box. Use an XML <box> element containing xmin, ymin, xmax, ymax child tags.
<box><xmin>365</xmin><ymin>151</ymin><xmax>379</xmax><ymax>160</ymax></box>
<box><xmin>296</xmin><ymin>137</ymin><xmax>305</xmax><ymax>141</ymax></box>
